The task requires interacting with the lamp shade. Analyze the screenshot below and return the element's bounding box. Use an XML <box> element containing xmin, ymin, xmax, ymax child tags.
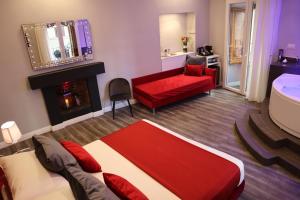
<box><xmin>1</xmin><ymin>121</ymin><xmax>22</xmax><ymax>144</ymax></box>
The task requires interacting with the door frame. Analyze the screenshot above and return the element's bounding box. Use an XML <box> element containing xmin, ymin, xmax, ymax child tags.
<box><xmin>223</xmin><ymin>0</ymin><xmax>255</xmax><ymax>95</ymax></box>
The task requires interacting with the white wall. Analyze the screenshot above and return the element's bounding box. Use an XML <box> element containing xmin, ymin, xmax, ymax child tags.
<box><xmin>159</xmin><ymin>12</ymin><xmax>196</xmax><ymax>53</ymax></box>
<box><xmin>208</xmin><ymin>0</ymin><xmax>226</xmax><ymax>85</ymax></box>
<box><xmin>208</xmin><ymin>0</ymin><xmax>226</xmax><ymax>59</ymax></box>
<box><xmin>187</xmin><ymin>13</ymin><xmax>196</xmax><ymax>52</ymax></box>
<box><xmin>0</xmin><ymin>0</ymin><xmax>209</xmax><ymax>137</ymax></box>
<box><xmin>276</xmin><ymin>0</ymin><xmax>300</xmax><ymax>58</ymax></box>
<box><xmin>159</xmin><ymin>14</ymin><xmax>188</xmax><ymax>53</ymax></box>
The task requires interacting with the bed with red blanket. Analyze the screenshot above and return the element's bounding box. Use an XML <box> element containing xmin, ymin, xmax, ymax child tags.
<box><xmin>0</xmin><ymin>120</ymin><xmax>244</xmax><ymax>200</ymax></box>
<box><xmin>100</xmin><ymin>120</ymin><xmax>245</xmax><ymax>200</ymax></box>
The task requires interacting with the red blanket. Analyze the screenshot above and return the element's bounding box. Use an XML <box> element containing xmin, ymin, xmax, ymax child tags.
<box><xmin>101</xmin><ymin>121</ymin><xmax>240</xmax><ymax>200</ymax></box>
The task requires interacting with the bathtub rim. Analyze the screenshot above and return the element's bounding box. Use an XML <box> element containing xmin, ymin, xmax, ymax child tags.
<box><xmin>269</xmin><ymin>74</ymin><xmax>300</xmax><ymax>138</ymax></box>
<box><xmin>272</xmin><ymin>73</ymin><xmax>300</xmax><ymax>104</ymax></box>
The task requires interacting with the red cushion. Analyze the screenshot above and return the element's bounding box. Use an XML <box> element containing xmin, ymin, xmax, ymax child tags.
<box><xmin>185</xmin><ymin>64</ymin><xmax>204</xmax><ymax>76</ymax></box>
<box><xmin>103</xmin><ymin>173</ymin><xmax>148</xmax><ymax>200</ymax></box>
<box><xmin>60</xmin><ymin>141</ymin><xmax>101</xmax><ymax>173</ymax></box>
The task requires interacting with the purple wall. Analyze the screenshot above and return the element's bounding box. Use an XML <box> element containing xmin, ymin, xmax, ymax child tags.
<box><xmin>277</xmin><ymin>0</ymin><xmax>300</xmax><ymax>58</ymax></box>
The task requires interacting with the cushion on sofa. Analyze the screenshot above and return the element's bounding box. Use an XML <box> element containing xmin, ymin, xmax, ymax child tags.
<box><xmin>185</xmin><ymin>65</ymin><xmax>204</xmax><ymax>76</ymax></box>
<box><xmin>135</xmin><ymin>74</ymin><xmax>213</xmax><ymax>101</ymax></box>
<box><xmin>186</xmin><ymin>55</ymin><xmax>206</xmax><ymax>65</ymax></box>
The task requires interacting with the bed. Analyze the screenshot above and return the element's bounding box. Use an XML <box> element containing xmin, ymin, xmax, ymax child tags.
<box><xmin>0</xmin><ymin>120</ymin><xmax>245</xmax><ymax>200</ymax></box>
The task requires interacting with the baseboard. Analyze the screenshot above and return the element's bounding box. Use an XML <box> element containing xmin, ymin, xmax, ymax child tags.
<box><xmin>0</xmin><ymin>100</ymin><xmax>137</xmax><ymax>149</ymax></box>
<box><xmin>0</xmin><ymin>125</ymin><xmax>51</xmax><ymax>149</ymax></box>
<box><xmin>52</xmin><ymin>111</ymin><xmax>96</xmax><ymax>131</ymax></box>
<box><xmin>93</xmin><ymin>110</ymin><xmax>104</xmax><ymax>117</ymax></box>
<box><xmin>103</xmin><ymin>99</ymin><xmax>137</xmax><ymax>113</ymax></box>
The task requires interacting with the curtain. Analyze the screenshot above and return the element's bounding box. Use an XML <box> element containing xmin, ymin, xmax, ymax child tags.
<box><xmin>246</xmin><ymin>0</ymin><xmax>282</xmax><ymax>102</ymax></box>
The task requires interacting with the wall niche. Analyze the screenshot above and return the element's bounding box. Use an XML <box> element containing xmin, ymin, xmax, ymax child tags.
<box><xmin>159</xmin><ymin>13</ymin><xmax>196</xmax><ymax>55</ymax></box>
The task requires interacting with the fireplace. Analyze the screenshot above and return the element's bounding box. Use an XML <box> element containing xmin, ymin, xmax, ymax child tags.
<box><xmin>28</xmin><ymin>62</ymin><xmax>105</xmax><ymax>129</ymax></box>
<box><xmin>57</xmin><ymin>80</ymin><xmax>91</xmax><ymax>116</ymax></box>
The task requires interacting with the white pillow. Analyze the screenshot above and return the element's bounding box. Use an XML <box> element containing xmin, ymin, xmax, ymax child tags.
<box><xmin>0</xmin><ymin>151</ymin><xmax>72</xmax><ymax>200</ymax></box>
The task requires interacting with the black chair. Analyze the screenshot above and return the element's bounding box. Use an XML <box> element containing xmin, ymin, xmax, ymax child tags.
<box><xmin>109</xmin><ymin>78</ymin><xmax>133</xmax><ymax>119</ymax></box>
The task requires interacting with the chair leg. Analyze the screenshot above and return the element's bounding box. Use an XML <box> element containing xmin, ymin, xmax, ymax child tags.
<box><xmin>112</xmin><ymin>101</ymin><xmax>115</xmax><ymax>119</ymax></box>
<box><xmin>152</xmin><ymin>108</ymin><xmax>156</xmax><ymax>116</ymax></box>
<box><xmin>208</xmin><ymin>90</ymin><xmax>211</xmax><ymax>95</ymax></box>
<box><xmin>127</xmin><ymin>99</ymin><xmax>133</xmax><ymax>117</ymax></box>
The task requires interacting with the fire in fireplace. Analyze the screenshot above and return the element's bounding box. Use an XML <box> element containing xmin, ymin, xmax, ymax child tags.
<box><xmin>57</xmin><ymin>80</ymin><xmax>91</xmax><ymax>111</ymax></box>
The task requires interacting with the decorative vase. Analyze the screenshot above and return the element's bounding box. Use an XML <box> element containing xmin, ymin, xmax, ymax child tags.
<box><xmin>183</xmin><ymin>45</ymin><xmax>188</xmax><ymax>53</ymax></box>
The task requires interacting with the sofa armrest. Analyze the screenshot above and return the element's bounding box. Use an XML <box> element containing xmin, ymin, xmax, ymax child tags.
<box><xmin>205</xmin><ymin>68</ymin><xmax>217</xmax><ymax>88</ymax></box>
<box><xmin>132</xmin><ymin>67</ymin><xmax>184</xmax><ymax>87</ymax></box>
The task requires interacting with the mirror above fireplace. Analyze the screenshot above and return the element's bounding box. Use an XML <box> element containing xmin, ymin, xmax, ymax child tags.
<box><xmin>22</xmin><ymin>19</ymin><xmax>93</xmax><ymax>70</ymax></box>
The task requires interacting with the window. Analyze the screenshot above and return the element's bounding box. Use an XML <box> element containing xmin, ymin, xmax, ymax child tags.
<box><xmin>229</xmin><ymin>7</ymin><xmax>246</xmax><ymax>64</ymax></box>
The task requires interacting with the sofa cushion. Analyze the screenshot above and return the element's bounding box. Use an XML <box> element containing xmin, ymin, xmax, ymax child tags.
<box><xmin>185</xmin><ymin>65</ymin><xmax>204</xmax><ymax>76</ymax></box>
<box><xmin>186</xmin><ymin>55</ymin><xmax>206</xmax><ymax>65</ymax></box>
<box><xmin>135</xmin><ymin>74</ymin><xmax>213</xmax><ymax>101</ymax></box>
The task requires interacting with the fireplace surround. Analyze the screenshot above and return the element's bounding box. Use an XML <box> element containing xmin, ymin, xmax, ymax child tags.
<box><xmin>28</xmin><ymin>62</ymin><xmax>105</xmax><ymax>130</ymax></box>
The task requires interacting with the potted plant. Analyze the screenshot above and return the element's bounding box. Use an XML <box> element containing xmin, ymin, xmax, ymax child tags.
<box><xmin>181</xmin><ymin>36</ymin><xmax>189</xmax><ymax>53</ymax></box>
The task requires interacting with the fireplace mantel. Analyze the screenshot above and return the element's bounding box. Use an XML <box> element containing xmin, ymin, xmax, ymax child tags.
<box><xmin>28</xmin><ymin>62</ymin><xmax>105</xmax><ymax>130</ymax></box>
<box><xmin>28</xmin><ymin>62</ymin><xmax>105</xmax><ymax>89</ymax></box>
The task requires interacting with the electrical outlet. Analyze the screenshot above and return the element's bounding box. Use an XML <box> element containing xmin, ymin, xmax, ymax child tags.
<box><xmin>287</xmin><ymin>43</ymin><xmax>296</xmax><ymax>49</ymax></box>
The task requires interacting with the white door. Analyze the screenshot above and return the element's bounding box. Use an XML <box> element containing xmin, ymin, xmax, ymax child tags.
<box><xmin>224</xmin><ymin>0</ymin><xmax>256</xmax><ymax>94</ymax></box>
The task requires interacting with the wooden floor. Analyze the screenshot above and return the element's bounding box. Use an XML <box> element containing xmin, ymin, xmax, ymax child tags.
<box><xmin>1</xmin><ymin>89</ymin><xmax>299</xmax><ymax>200</ymax></box>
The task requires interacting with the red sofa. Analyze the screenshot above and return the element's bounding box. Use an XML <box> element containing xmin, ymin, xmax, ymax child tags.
<box><xmin>132</xmin><ymin>67</ymin><xmax>216</xmax><ymax>113</ymax></box>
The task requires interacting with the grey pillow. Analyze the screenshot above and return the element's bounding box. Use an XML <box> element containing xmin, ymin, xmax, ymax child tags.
<box><xmin>186</xmin><ymin>55</ymin><xmax>206</xmax><ymax>65</ymax></box>
<box><xmin>63</xmin><ymin>166</ymin><xmax>120</xmax><ymax>200</ymax></box>
<box><xmin>32</xmin><ymin>135</ymin><xmax>78</xmax><ymax>172</ymax></box>
<box><xmin>32</xmin><ymin>136</ymin><xmax>119</xmax><ymax>200</ymax></box>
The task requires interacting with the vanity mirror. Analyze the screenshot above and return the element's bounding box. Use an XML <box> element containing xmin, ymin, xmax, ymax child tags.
<box><xmin>22</xmin><ymin>19</ymin><xmax>93</xmax><ymax>70</ymax></box>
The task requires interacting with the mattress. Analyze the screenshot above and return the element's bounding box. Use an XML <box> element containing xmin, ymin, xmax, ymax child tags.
<box><xmin>134</xmin><ymin>74</ymin><xmax>213</xmax><ymax>101</ymax></box>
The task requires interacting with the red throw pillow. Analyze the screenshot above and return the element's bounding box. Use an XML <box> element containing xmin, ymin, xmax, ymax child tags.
<box><xmin>185</xmin><ymin>64</ymin><xmax>204</xmax><ymax>76</ymax></box>
<box><xmin>60</xmin><ymin>141</ymin><xmax>101</xmax><ymax>173</ymax></box>
<box><xmin>103</xmin><ymin>173</ymin><xmax>148</xmax><ymax>200</ymax></box>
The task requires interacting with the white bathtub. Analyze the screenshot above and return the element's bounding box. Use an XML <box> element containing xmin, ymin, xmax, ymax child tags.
<box><xmin>269</xmin><ymin>73</ymin><xmax>300</xmax><ymax>138</ymax></box>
